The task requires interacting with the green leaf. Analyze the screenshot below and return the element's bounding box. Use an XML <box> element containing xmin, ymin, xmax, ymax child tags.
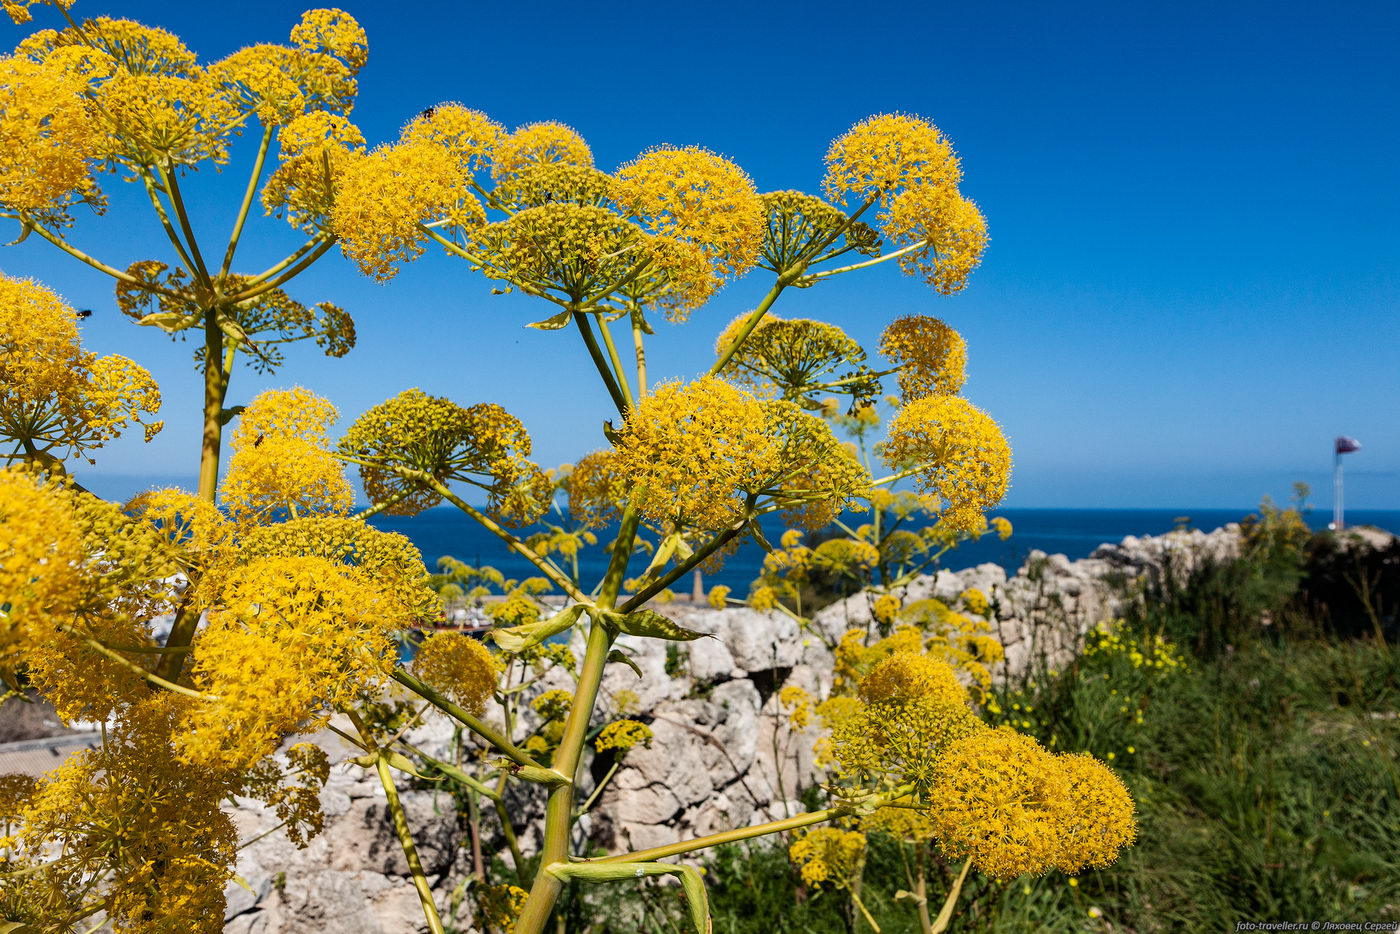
<box><xmin>1</xmin><ymin>920</ymin><xmax>38</xmax><ymax>934</ymax></box>
<box><xmin>748</xmin><ymin>521</ymin><xmax>775</xmax><ymax>554</ymax></box>
<box><xmin>603</xmin><ymin>609</ymin><xmax>709</xmax><ymax>642</ymax></box>
<box><xmin>491</xmin><ymin>604</ymin><xmax>586</xmax><ymax>653</ymax></box>
<box><xmin>526</xmin><ymin>308</ymin><xmax>574</xmax><ymax>330</ymax></box>
<box><xmin>137</xmin><ymin>310</ymin><xmax>196</xmax><ymax>333</ymax></box>
<box><xmin>217</xmin><ymin>405</ymin><xmax>246</xmax><ymax>426</ymax></box>
<box><xmin>607</xmin><ymin>650</ymin><xmax>643</xmax><ymax>678</ymax></box>
<box><xmin>218</xmin><ymin>316</ymin><xmax>252</xmax><ymax>344</ymax></box>
<box><xmin>382</xmin><ymin>750</ymin><xmax>443</xmax><ymax>782</ymax></box>
<box><xmin>673</xmin><ymin>864</ymin><xmax>714</xmax><ymax>934</ymax></box>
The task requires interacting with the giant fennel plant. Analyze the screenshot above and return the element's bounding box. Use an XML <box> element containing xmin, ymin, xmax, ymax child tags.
<box><xmin>0</xmin><ymin>4</ymin><xmax>1135</xmax><ymax>932</ymax></box>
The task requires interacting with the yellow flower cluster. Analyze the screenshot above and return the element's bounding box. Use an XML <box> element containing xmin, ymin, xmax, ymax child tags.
<box><xmin>262</xmin><ymin>109</ymin><xmax>366</xmax><ymax>232</ymax></box>
<box><xmin>412</xmin><ymin>631</ymin><xmax>501</xmax><ymax>714</ymax></box>
<box><xmin>882</xmin><ymin>183</ymin><xmax>988</xmax><ymax>294</ymax></box>
<box><xmin>858</xmin><ymin>651</ymin><xmax>971</xmax><ymax>708</ymax></box>
<box><xmin>477</xmin><ymin>883</ymin><xmax>529</xmax><ymax>934</ymax></box>
<box><xmin>1</xmin><ymin>697</ymin><xmax>240</xmax><ymax>933</ymax></box>
<box><xmin>556</xmin><ymin>451</ymin><xmax>619</xmax><ymax>528</ymax></box>
<box><xmin>880</xmin><ymin>314</ymin><xmax>967</xmax><ymax>400</ymax></box>
<box><xmin>824</xmin><ymin>113</ymin><xmax>961</xmax><ymax>205</ymax></box>
<box><xmin>926</xmin><ymin>729</ymin><xmax>1136</xmax><ymax>879</ymax></box>
<box><xmin>0</xmin><ymin>46</ymin><xmax>105</xmax><ymax>222</ymax></box>
<box><xmin>872</xmin><ymin>592</ymin><xmax>902</xmax><ymax>624</ymax></box>
<box><xmin>532</xmin><ymin>688</ymin><xmax>573</xmax><ymax>722</ymax></box>
<box><xmin>0</xmin><ymin>275</ymin><xmax>162</xmax><ymax>463</ymax></box>
<box><xmin>341</xmin><ymin>388</ymin><xmax>549</xmax><ymax>526</ymax></box>
<box><xmin>779</xmin><ymin>683</ymin><xmax>815</xmax><ymax>730</ymax></box>
<box><xmin>882</xmin><ymin>394</ymin><xmax>1011</xmax><ymax>532</ymax></box>
<box><xmin>613</xmin><ymin>377</ymin><xmax>773</xmax><ymax>531</ymax></box>
<box><xmin>183</xmin><ymin>554</ymin><xmax>400</xmax><ymax>769</ymax></box>
<box><xmin>492</xmin><ymin>121</ymin><xmax>592</xmax><ymax>179</ymax></box>
<box><xmin>707</xmin><ymin>584</ymin><xmax>732</xmax><ymax>609</ymax></box>
<box><xmin>991</xmin><ymin>516</ymin><xmax>1014</xmax><ymax>540</ymax></box>
<box><xmin>1083</xmin><ymin>621</ymin><xmax>1186</xmax><ymax>672</ymax></box>
<box><xmin>961</xmin><ymin>588</ymin><xmax>991</xmax><ymax>617</ymax></box>
<box><xmin>220</xmin><ymin>387</ymin><xmax>353</xmax><ymax>527</ymax></box>
<box><xmin>594</xmin><ymin>718</ymin><xmax>654</xmax><ymax>753</ymax></box>
<box><xmin>788</xmin><ymin>827</ymin><xmax>867</xmax><ymax>890</ymax></box>
<box><xmin>821</xmin><ymin>113</ymin><xmax>988</xmax><ymax>294</ymax></box>
<box><xmin>615</xmin><ymin>145</ymin><xmax>765</xmax><ymax>277</ymax></box>
<box><xmin>817</xmin><ymin>652</ymin><xmax>1137</xmax><ymax>881</ymax></box>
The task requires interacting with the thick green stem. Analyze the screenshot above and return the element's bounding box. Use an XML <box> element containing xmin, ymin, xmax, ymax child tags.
<box><xmin>573</xmin><ymin>312</ymin><xmax>629</xmax><ymax>414</ymax></box>
<box><xmin>514</xmin><ymin>509</ymin><xmax>640</xmax><ymax>934</ymax></box>
<box><xmin>196</xmin><ymin>313</ymin><xmax>228</xmax><ymax>503</ymax></box>
<box><xmin>595</xmin><ymin>316</ymin><xmax>635</xmax><ymax>409</ymax></box>
<box><xmin>631</xmin><ymin>311</ymin><xmax>648</xmax><ymax>399</ymax></box>
<box><xmin>375</xmin><ymin>755</ymin><xmax>446</xmax><ymax>934</ymax></box>
<box><xmin>709</xmin><ymin>280</ymin><xmax>787</xmax><ymax>376</ymax></box>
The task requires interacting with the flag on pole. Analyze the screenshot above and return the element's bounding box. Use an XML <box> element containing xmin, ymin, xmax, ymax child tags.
<box><xmin>1335</xmin><ymin>436</ymin><xmax>1362</xmax><ymax>454</ymax></box>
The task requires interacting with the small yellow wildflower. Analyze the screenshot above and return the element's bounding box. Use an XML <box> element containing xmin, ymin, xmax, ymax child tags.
<box><xmin>595</xmin><ymin>719</ymin><xmax>654</xmax><ymax>753</ymax></box>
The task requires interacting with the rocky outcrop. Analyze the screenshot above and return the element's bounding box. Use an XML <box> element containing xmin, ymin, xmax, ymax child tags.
<box><xmin>222</xmin><ymin>522</ymin><xmax>1257</xmax><ymax>931</ymax></box>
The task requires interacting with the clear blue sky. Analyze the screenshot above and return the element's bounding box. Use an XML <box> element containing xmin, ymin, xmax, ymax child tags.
<box><xmin>4</xmin><ymin>0</ymin><xmax>1398</xmax><ymax>509</ymax></box>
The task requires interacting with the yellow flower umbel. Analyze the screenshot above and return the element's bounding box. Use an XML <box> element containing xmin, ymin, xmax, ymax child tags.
<box><xmin>882</xmin><ymin>394</ymin><xmax>1011</xmax><ymax>532</ymax></box>
<box><xmin>0</xmin><ymin>275</ymin><xmax>162</xmax><ymax>465</ymax></box>
<box><xmin>182</xmin><ymin>554</ymin><xmax>401</xmax><ymax>770</ymax></box>
<box><xmin>926</xmin><ymin>729</ymin><xmax>1070</xmax><ymax>879</ymax></box>
<box><xmin>594</xmin><ymin>719</ymin><xmax>654</xmax><ymax>753</ymax></box>
<box><xmin>880</xmin><ymin>314</ymin><xmax>968</xmax><ymax>401</ymax></box>
<box><xmin>219</xmin><ymin>387</ymin><xmax>352</xmax><ymax>527</ymax></box>
<box><xmin>0</xmin><ymin>466</ymin><xmax>80</xmax><ymax>673</ymax></box>
<box><xmin>492</xmin><ymin>121</ymin><xmax>592</xmax><ymax>179</ymax></box>
<box><xmin>615</xmin><ymin>145</ymin><xmax>765</xmax><ymax>278</ymax></box>
<box><xmin>613</xmin><ymin>377</ymin><xmax>775</xmax><ymax>531</ymax></box>
<box><xmin>881</xmin><ymin>184</ymin><xmax>988</xmax><ymax>294</ymax></box>
<box><xmin>788</xmin><ymin>827</ymin><xmax>867</xmax><ymax>890</ymax></box>
<box><xmin>824</xmin><ymin>113</ymin><xmax>962</xmax><ymax>206</ymax></box>
<box><xmin>1052</xmin><ymin>753</ymin><xmax>1138</xmax><ymax>873</ymax></box>
<box><xmin>715</xmin><ymin>313</ymin><xmax>879</xmax><ymax>408</ymax></box>
<box><xmin>412</xmin><ymin>631</ymin><xmax>502</xmax><ymax>715</ymax></box>
<box><xmin>340</xmin><ymin>388</ymin><xmax>549</xmax><ymax>525</ymax></box>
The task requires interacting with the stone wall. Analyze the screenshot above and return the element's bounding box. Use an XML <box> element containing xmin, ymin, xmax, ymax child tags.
<box><xmin>223</xmin><ymin>523</ymin><xmax>1250</xmax><ymax>932</ymax></box>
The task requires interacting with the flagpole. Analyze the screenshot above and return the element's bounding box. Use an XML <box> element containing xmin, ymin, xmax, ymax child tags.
<box><xmin>1333</xmin><ymin>448</ymin><xmax>1344</xmax><ymax>531</ymax></box>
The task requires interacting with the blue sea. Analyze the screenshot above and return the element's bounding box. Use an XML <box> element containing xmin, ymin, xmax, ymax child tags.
<box><xmin>367</xmin><ymin>507</ymin><xmax>1400</xmax><ymax>594</ymax></box>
